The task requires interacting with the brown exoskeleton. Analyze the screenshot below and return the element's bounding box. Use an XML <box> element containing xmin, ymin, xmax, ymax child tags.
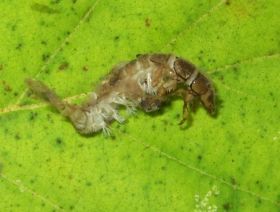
<box><xmin>26</xmin><ymin>53</ymin><xmax>215</xmax><ymax>135</ymax></box>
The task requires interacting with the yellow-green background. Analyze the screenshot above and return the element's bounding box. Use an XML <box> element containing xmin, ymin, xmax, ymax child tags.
<box><xmin>0</xmin><ymin>0</ymin><xmax>279</xmax><ymax>211</ymax></box>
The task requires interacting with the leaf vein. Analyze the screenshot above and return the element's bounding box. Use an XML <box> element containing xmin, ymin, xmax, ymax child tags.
<box><xmin>164</xmin><ymin>0</ymin><xmax>226</xmax><ymax>50</ymax></box>
<box><xmin>0</xmin><ymin>174</ymin><xmax>63</xmax><ymax>211</ymax></box>
<box><xmin>124</xmin><ymin>133</ymin><xmax>280</xmax><ymax>207</ymax></box>
<box><xmin>209</xmin><ymin>53</ymin><xmax>280</xmax><ymax>74</ymax></box>
<box><xmin>14</xmin><ymin>0</ymin><xmax>102</xmax><ymax>106</ymax></box>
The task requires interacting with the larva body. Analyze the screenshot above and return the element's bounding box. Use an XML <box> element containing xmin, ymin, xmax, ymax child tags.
<box><xmin>27</xmin><ymin>54</ymin><xmax>215</xmax><ymax>135</ymax></box>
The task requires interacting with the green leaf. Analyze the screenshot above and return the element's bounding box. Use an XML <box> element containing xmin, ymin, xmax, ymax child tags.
<box><xmin>1</xmin><ymin>0</ymin><xmax>279</xmax><ymax>211</ymax></box>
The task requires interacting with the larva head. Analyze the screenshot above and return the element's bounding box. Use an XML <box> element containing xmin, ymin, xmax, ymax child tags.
<box><xmin>191</xmin><ymin>75</ymin><xmax>215</xmax><ymax>114</ymax></box>
<box><xmin>173</xmin><ymin>58</ymin><xmax>196</xmax><ymax>81</ymax></box>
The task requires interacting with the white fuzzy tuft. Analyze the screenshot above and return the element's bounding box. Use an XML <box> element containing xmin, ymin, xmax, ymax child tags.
<box><xmin>78</xmin><ymin>92</ymin><xmax>136</xmax><ymax>134</ymax></box>
<box><xmin>137</xmin><ymin>71</ymin><xmax>157</xmax><ymax>95</ymax></box>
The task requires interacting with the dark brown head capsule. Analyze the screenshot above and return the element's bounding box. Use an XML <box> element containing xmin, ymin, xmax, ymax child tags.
<box><xmin>191</xmin><ymin>74</ymin><xmax>215</xmax><ymax>114</ymax></box>
<box><xmin>173</xmin><ymin>58</ymin><xmax>215</xmax><ymax>115</ymax></box>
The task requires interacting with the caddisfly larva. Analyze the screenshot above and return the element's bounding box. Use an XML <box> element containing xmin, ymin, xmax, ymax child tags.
<box><xmin>26</xmin><ymin>53</ymin><xmax>216</xmax><ymax>135</ymax></box>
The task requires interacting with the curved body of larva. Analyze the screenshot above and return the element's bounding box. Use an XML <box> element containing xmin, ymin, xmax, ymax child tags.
<box><xmin>26</xmin><ymin>53</ymin><xmax>215</xmax><ymax>135</ymax></box>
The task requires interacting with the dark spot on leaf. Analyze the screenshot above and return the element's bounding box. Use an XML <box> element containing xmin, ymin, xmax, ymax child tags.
<box><xmin>110</xmin><ymin>135</ymin><xmax>116</xmax><ymax>140</ymax></box>
<box><xmin>223</xmin><ymin>202</ymin><xmax>231</xmax><ymax>210</ymax></box>
<box><xmin>122</xmin><ymin>154</ymin><xmax>131</xmax><ymax>160</ymax></box>
<box><xmin>240</xmin><ymin>112</ymin><xmax>245</xmax><ymax>117</ymax></box>
<box><xmin>42</xmin><ymin>53</ymin><xmax>50</xmax><ymax>62</ymax></box>
<box><xmin>31</xmin><ymin>3</ymin><xmax>59</xmax><ymax>14</ymax></box>
<box><xmin>45</xmin><ymin>69</ymin><xmax>50</xmax><ymax>74</ymax></box>
<box><xmin>86</xmin><ymin>181</ymin><xmax>92</xmax><ymax>186</ymax></box>
<box><xmin>33</xmin><ymin>144</ymin><xmax>39</xmax><ymax>150</ymax></box>
<box><xmin>232</xmin><ymin>66</ymin><xmax>239</xmax><ymax>74</ymax></box>
<box><xmin>51</xmin><ymin>0</ymin><xmax>61</xmax><ymax>4</ymax></box>
<box><xmin>276</xmin><ymin>194</ymin><xmax>280</xmax><ymax>205</ymax></box>
<box><xmin>145</xmin><ymin>18</ymin><xmax>151</xmax><ymax>27</ymax></box>
<box><xmin>114</xmin><ymin>36</ymin><xmax>120</xmax><ymax>41</ymax></box>
<box><xmin>15</xmin><ymin>133</ymin><xmax>21</xmax><ymax>140</ymax></box>
<box><xmin>29</xmin><ymin>112</ymin><xmax>38</xmax><ymax>121</ymax></box>
<box><xmin>58</xmin><ymin>62</ymin><xmax>69</xmax><ymax>71</ymax></box>
<box><xmin>161</xmin><ymin>119</ymin><xmax>169</xmax><ymax>125</ymax></box>
<box><xmin>41</xmin><ymin>40</ymin><xmax>47</xmax><ymax>45</ymax></box>
<box><xmin>142</xmin><ymin>183</ymin><xmax>151</xmax><ymax>191</ymax></box>
<box><xmin>16</xmin><ymin>43</ymin><xmax>23</xmax><ymax>50</ymax></box>
<box><xmin>161</xmin><ymin>166</ymin><xmax>166</xmax><ymax>171</ymax></box>
<box><xmin>2</xmin><ymin>80</ymin><xmax>9</xmax><ymax>91</ymax></box>
<box><xmin>155</xmin><ymin>180</ymin><xmax>164</xmax><ymax>185</ymax></box>
<box><xmin>82</xmin><ymin>65</ymin><xmax>89</xmax><ymax>72</ymax></box>
<box><xmin>225</xmin><ymin>0</ymin><xmax>231</xmax><ymax>5</ymax></box>
<box><xmin>120</xmin><ymin>128</ymin><xmax>126</xmax><ymax>134</ymax></box>
<box><xmin>69</xmin><ymin>205</ymin><xmax>75</xmax><ymax>210</ymax></box>
<box><xmin>217</xmin><ymin>75</ymin><xmax>224</xmax><ymax>81</ymax></box>
<box><xmin>230</xmin><ymin>177</ymin><xmax>237</xmax><ymax>186</ymax></box>
<box><xmin>56</xmin><ymin>137</ymin><xmax>63</xmax><ymax>145</ymax></box>
<box><xmin>197</xmin><ymin>155</ymin><xmax>202</xmax><ymax>160</ymax></box>
<box><xmin>3</xmin><ymin>84</ymin><xmax>12</xmax><ymax>92</ymax></box>
<box><xmin>10</xmin><ymin>24</ymin><xmax>17</xmax><ymax>31</ymax></box>
<box><xmin>46</xmin><ymin>114</ymin><xmax>54</xmax><ymax>123</ymax></box>
<box><xmin>39</xmin><ymin>20</ymin><xmax>47</xmax><ymax>26</ymax></box>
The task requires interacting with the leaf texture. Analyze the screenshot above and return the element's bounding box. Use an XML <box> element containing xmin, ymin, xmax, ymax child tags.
<box><xmin>0</xmin><ymin>0</ymin><xmax>280</xmax><ymax>211</ymax></box>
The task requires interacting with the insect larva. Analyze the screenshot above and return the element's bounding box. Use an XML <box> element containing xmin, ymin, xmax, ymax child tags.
<box><xmin>26</xmin><ymin>53</ymin><xmax>215</xmax><ymax>135</ymax></box>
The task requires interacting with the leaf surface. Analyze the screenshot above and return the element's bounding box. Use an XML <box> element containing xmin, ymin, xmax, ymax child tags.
<box><xmin>0</xmin><ymin>0</ymin><xmax>279</xmax><ymax>211</ymax></box>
